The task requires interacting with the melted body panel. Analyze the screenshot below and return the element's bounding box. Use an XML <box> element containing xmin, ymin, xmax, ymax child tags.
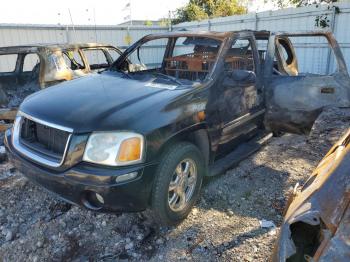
<box><xmin>273</xmin><ymin>129</ymin><xmax>350</xmax><ymax>261</ymax></box>
<box><xmin>264</xmin><ymin>31</ymin><xmax>350</xmax><ymax>134</ymax></box>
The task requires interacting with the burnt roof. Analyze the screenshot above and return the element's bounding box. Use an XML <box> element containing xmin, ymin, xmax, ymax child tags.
<box><xmin>0</xmin><ymin>43</ymin><xmax>118</xmax><ymax>54</ymax></box>
<box><xmin>138</xmin><ymin>30</ymin><xmax>331</xmax><ymax>42</ymax></box>
<box><xmin>142</xmin><ymin>30</ymin><xmax>271</xmax><ymax>40</ymax></box>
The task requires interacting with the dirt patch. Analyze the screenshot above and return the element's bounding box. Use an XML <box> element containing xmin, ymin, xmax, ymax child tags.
<box><xmin>0</xmin><ymin>108</ymin><xmax>349</xmax><ymax>261</ymax></box>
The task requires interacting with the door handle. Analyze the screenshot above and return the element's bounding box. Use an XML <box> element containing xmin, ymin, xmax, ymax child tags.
<box><xmin>321</xmin><ymin>87</ymin><xmax>335</xmax><ymax>94</ymax></box>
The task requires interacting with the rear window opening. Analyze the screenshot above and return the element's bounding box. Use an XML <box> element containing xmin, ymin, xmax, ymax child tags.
<box><xmin>0</xmin><ymin>54</ymin><xmax>18</xmax><ymax>73</ymax></box>
<box><xmin>274</xmin><ymin>35</ymin><xmax>339</xmax><ymax>76</ymax></box>
<box><xmin>82</xmin><ymin>48</ymin><xmax>109</xmax><ymax>71</ymax></box>
<box><xmin>22</xmin><ymin>53</ymin><xmax>41</xmax><ymax>83</ymax></box>
<box><xmin>289</xmin><ymin>35</ymin><xmax>338</xmax><ymax>76</ymax></box>
<box><xmin>62</xmin><ymin>50</ymin><xmax>85</xmax><ymax>71</ymax></box>
<box><xmin>23</xmin><ymin>53</ymin><xmax>40</xmax><ymax>73</ymax></box>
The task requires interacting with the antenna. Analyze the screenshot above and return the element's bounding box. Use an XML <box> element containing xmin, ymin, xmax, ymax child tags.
<box><xmin>122</xmin><ymin>1</ymin><xmax>132</xmax><ymax>26</ymax></box>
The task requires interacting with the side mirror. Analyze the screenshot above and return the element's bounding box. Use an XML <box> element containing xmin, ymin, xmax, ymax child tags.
<box><xmin>225</xmin><ymin>70</ymin><xmax>256</xmax><ymax>84</ymax></box>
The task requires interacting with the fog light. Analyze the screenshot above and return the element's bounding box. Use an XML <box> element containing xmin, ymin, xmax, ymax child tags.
<box><xmin>115</xmin><ymin>172</ymin><xmax>138</xmax><ymax>183</ymax></box>
<box><xmin>82</xmin><ymin>191</ymin><xmax>104</xmax><ymax>210</ymax></box>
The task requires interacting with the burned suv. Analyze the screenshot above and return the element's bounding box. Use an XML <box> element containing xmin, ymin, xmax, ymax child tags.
<box><xmin>5</xmin><ymin>31</ymin><xmax>350</xmax><ymax>225</ymax></box>
<box><xmin>0</xmin><ymin>43</ymin><xmax>122</xmax><ymax>108</ymax></box>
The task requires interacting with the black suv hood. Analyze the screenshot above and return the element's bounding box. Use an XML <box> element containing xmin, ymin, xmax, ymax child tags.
<box><xmin>20</xmin><ymin>72</ymin><xmax>188</xmax><ymax>133</ymax></box>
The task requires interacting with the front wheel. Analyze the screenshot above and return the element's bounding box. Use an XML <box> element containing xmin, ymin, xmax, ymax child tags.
<box><xmin>151</xmin><ymin>142</ymin><xmax>204</xmax><ymax>226</ymax></box>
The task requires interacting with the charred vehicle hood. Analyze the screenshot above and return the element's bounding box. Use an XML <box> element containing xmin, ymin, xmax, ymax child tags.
<box><xmin>19</xmin><ymin>72</ymin><xmax>191</xmax><ymax>133</ymax></box>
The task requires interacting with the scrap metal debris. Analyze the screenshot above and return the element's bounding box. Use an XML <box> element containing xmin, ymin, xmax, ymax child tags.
<box><xmin>259</xmin><ymin>220</ymin><xmax>276</xmax><ymax>228</ymax></box>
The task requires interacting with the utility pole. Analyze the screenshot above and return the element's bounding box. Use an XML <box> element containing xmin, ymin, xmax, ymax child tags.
<box><xmin>123</xmin><ymin>1</ymin><xmax>132</xmax><ymax>26</ymax></box>
<box><xmin>168</xmin><ymin>10</ymin><xmax>172</xmax><ymax>32</ymax></box>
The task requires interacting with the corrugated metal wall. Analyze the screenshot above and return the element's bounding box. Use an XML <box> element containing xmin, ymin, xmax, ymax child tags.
<box><xmin>0</xmin><ymin>24</ymin><xmax>168</xmax><ymax>49</ymax></box>
<box><xmin>1</xmin><ymin>2</ymin><xmax>350</xmax><ymax>74</ymax></box>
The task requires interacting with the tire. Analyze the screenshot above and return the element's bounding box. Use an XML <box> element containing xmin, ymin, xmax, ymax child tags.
<box><xmin>151</xmin><ymin>142</ymin><xmax>204</xmax><ymax>226</ymax></box>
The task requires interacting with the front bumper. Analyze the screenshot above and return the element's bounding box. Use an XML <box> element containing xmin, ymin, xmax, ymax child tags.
<box><xmin>5</xmin><ymin>130</ymin><xmax>157</xmax><ymax>212</ymax></box>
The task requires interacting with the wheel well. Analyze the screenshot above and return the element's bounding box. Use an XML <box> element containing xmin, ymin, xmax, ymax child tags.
<box><xmin>187</xmin><ymin>129</ymin><xmax>210</xmax><ymax>165</ymax></box>
<box><xmin>158</xmin><ymin>129</ymin><xmax>211</xmax><ymax>166</ymax></box>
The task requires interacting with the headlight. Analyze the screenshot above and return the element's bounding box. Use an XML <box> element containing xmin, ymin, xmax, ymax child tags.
<box><xmin>83</xmin><ymin>132</ymin><xmax>144</xmax><ymax>166</ymax></box>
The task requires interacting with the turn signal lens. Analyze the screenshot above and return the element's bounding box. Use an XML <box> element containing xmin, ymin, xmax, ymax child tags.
<box><xmin>118</xmin><ymin>137</ymin><xmax>142</xmax><ymax>162</ymax></box>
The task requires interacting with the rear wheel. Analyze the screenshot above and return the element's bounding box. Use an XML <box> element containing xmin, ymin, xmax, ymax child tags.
<box><xmin>151</xmin><ymin>142</ymin><xmax>204</xmax><ymax>226</ymax></box>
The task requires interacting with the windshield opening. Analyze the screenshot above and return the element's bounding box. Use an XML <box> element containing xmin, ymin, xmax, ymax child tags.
<box><xmin>114</xmin><ymin>36</ymin><xmax>223</xmax><ymax>86</ymax></box>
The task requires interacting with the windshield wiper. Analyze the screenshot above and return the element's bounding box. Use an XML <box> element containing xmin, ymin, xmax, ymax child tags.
<box><xmin>153</xmin><ymin>72</ymin><xmax>183</xmax><ymax>86</ymax></box>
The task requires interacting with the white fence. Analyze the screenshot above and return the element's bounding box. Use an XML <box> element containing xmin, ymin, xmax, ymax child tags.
<box><xmin>0</xmin><ymin>24</ymin><xmax>169</xmax><ymax>49</ymax></box>
<box><xmin>0</xmin><ymin>2</ymin><xmax>350</xmax><ymax>74</ymax></box>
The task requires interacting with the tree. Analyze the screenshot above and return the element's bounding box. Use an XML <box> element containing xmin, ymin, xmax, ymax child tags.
<box><xmin>173</xmin><ymin>0</ymin><xmax>247</xmax><ymax>24</ymax></box>
<box><xmin>158</xmin><ymin>18</ymin><xmax>171</xmax><ymax>27</ymax></box>
<box><xmin>266</xmin><ymin>0</ymin><xmax>340</xmax><ymax>28</ymax></box>
<box><xmin>144</xmin><ymin>20</ymin><xmax>153</xmax><ymax>26</ymax></box>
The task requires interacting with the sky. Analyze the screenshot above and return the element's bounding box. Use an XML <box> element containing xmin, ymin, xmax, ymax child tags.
<box><xmin>0</xmin><ymin>0</ymin><xmax>274</xmax><ymax>25</ymax></box>
<box><xmin>0</xmin><ymin>0</ymin><xmax>187</xmax><ymax>25</ymax></box>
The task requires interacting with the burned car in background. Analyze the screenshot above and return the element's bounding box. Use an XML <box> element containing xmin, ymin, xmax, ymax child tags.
<box><xmin>273</xmin><ymin>129</ymin><xmax>350</xmax><ymax>261</ymax></box>
<box><xmin>0</xmin><ymin>43</ymin><xmax>122</xmax><ymax>129</ymax></box>
<box><xmin>4</xmin><ymin>30</ymin><xmax>350</xmax><ymax>225</ymax></box>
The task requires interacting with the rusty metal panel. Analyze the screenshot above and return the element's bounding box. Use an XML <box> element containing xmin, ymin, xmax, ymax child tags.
<box><xmin>272</xmin><ymin>129</ymin><xmax>350</xmax><ymax>261</ymax></box>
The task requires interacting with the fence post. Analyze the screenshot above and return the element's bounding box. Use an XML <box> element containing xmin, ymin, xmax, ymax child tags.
<box><xmin>255</xmin><ymin>12</ymin><xmax>258</xmax><ymax>31</ymax></box>
<box><xmin>326</xmin><ymin>5</ymin><xmax>337</xmax><ymax>74</ymax></box>
<box><xmin>65</xmin><ymin>26</ymin><xmax>70</xmax><ymax>44</ymax></box>
<box><xmin>208</xmin><ymin>19</ymin><xmax>212</xmax><ymax>31</ymax></box>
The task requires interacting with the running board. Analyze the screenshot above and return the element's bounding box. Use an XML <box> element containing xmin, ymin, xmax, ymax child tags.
<box><xmin>208</xmin><ymin>131</ymin><xmax>272</xmax><ymax>177</ymax></box>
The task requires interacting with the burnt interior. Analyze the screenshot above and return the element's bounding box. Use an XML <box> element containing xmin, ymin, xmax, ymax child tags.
<box><xmin>20</xmin><ymin>118</ymin><xmax>69</xmax><ymax>161</ymax></box>
<box><xmin>124</xmin><ymin>36</ymin><xmax>255</xmax><ymax>83</ymax></box>
<box><xmin>0</xmin><ymin>52</ymin><xmax>41</xmax><ymax>107</ymax></box>
<box><xmin>164</xmin><ymin>46</ymin><xmax>254</xmax><ymax>81</ymax></box>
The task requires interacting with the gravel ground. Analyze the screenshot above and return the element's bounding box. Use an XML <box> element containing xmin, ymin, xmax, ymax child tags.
<box><xmin>0</xmin><ymin>107</ymin><xmax>349</xmax><ymax>262</ymax></box>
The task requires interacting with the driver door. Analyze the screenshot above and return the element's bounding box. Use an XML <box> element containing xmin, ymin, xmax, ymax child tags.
<box><xmin>216</xmin><ymin>33</ymin><xmax>264</xmax><ymax>157</ymax></box>
<box><xmin>264</xmin><ymin>33</ymin><xmax>350</xmax><ymax>134</ymax></box>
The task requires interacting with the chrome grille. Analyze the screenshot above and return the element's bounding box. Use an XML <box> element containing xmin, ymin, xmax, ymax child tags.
<box><xmin>20</xmin><ymin>118</ymin><xmax>70</xmax><ymax>160</ymax></box>
<box><xmin>12</xmin><ymin>112</ymin><xmax>73</xmax><ymax>167</ymax></box>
